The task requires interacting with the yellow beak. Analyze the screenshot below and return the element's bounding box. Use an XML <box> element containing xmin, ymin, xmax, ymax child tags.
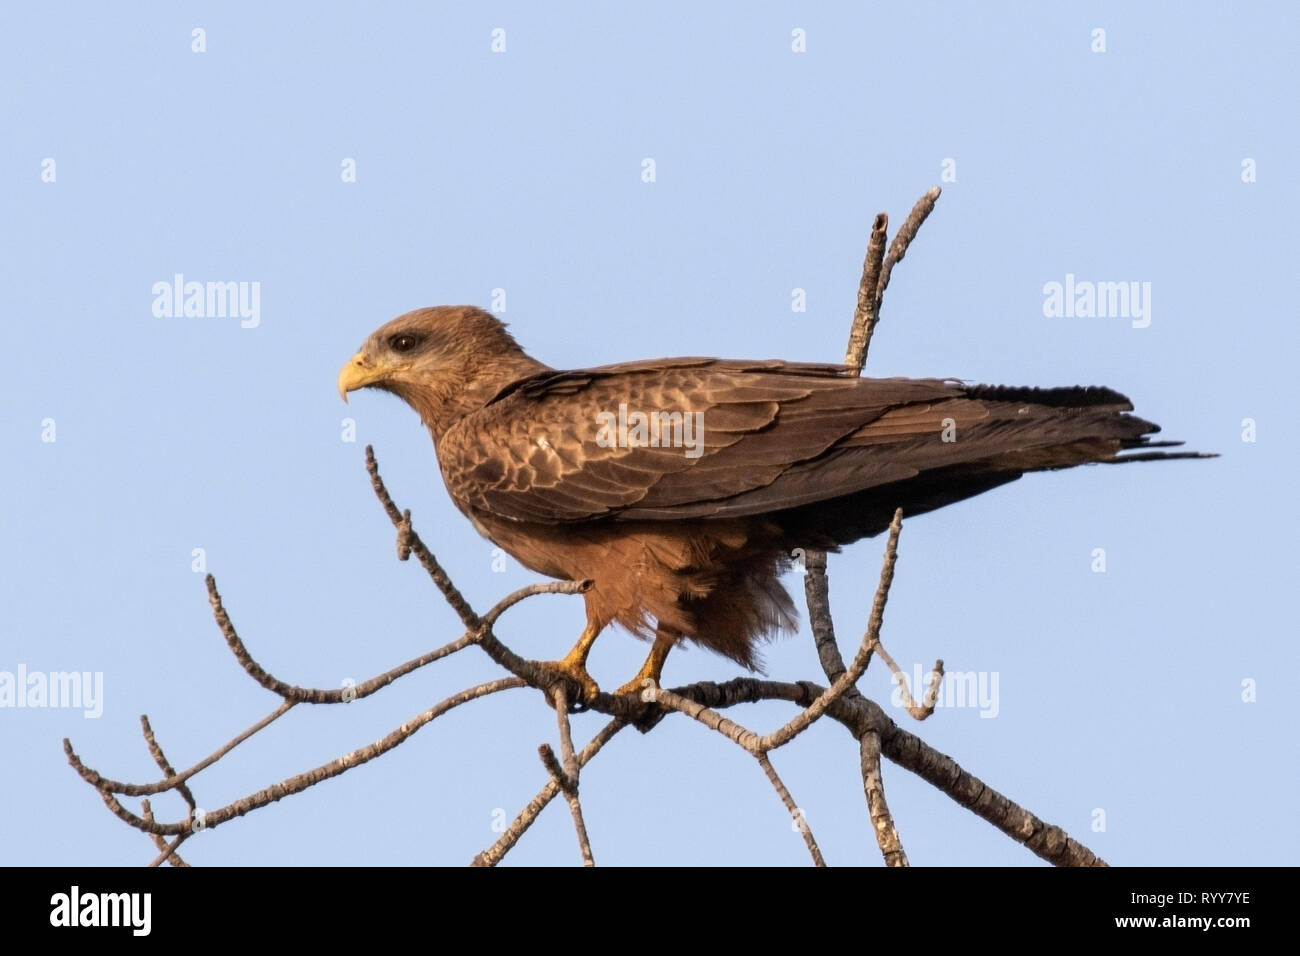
<box><xmin>337</xmin><ymin>353</ymin><xmax>384</xmax><ymax>402</ymax></box>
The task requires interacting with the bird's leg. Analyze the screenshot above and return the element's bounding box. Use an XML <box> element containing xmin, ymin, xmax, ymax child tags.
<box><xmin>533</xmin><ymin>621</ymin><xmax>603</xmax><ymax>705</ymax></box>
<box><xmin>614</xmin><ymin>626</ymin><xmax>678</xmax><ymax>697</ymax></box>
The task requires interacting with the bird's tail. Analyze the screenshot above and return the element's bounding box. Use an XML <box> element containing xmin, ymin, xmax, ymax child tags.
<box><xmin>778</xmin><ymin>382</ymin><xmax>1214</xmax><ymax>548</ymax></box>
<box><xmin>962</xmin><ymin>384</ymin><xmax>1217</xmax><ymax>471</ymax></box>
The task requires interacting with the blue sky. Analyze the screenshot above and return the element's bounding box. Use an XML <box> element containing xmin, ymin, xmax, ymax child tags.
<box><xmin>2</xmin><ymin>2</ymin><xmax>1295</xmax><ymax>866</ymax></box>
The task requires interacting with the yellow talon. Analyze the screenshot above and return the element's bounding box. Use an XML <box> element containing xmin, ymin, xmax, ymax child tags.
<box><xmin>533</xmin><ymin>657</ymin><xmax>601</xmax><ymax>705</ymax></box>
<box><xmin>614</xmin><ymin>626</ymin><xmax>678</xmax><ymax>696</ymax></box>
<box><xmin>532</xmin><ymin>621</ymin><xmax>603</xmax><ymax>704</ymax></box>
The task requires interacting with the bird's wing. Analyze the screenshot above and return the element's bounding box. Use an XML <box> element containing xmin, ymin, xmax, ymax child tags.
<box><xmin>438</xmin><ymin>358</ymin><xmax>1147</xmax><ymax>523</ymax></box>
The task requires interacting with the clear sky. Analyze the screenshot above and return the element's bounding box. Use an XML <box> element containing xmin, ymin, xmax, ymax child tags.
<box><xmin>2</xmin><ymin>2</ymin><xmax>1295</xmax><ymax>866</ymax></box>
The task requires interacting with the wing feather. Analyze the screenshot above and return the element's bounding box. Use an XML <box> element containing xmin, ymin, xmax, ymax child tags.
<box><xmin>438</xmin><ymin>359</ymin><xmax>1150</xmax><ymax>524</ymax></box>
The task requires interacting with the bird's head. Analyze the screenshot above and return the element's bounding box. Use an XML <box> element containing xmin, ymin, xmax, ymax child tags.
<box><xmin>338</xmin><ymin>305</ymin><xmax>545</xmax><ymax>435</ymax></box>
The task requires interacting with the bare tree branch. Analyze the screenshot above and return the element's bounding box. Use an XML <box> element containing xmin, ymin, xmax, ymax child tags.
<box><xmin>140</xmin><ymin>715</ymin><xmax>195</xmax><ymax>814</ymax></box>
<box><xmin>802</xmin><ymin>551</ymin><xmax>862</xmax><ymax>704</ymax></box>
<box><xmin>760</xmin><ymin>508</ymin><xmax>902</xmax><ymax>750</ymax></box>
<box><xmin>144</xmin><ymin>833</ymin><xmax>190</xmax><ymax>869</ymax></box>
<box><xmin>65</xmin><ymin>700</ymin><xmax>295</xmax><ymax>798</ymax></box>
<box><xmin>661</xmin><ymin>675</ymin><xmax>1107</xmax><ymax>867</ymax></box>
<box><xmin>472</xmin><ymin>717</ymin><xmax>626</xmax><ymax>867</ymax></box>
<box><xmin>844</xmin><ymin>212</ymin><xmax>889</xmax><ymax>373</ymax></box>
<box><xmin>140</xmin><ymin>800</ymin><xmax>189</xmax><ymax>867</ymax></box>
<box><xmin>876</xmin><ymin>186</ymin><xmax>942</xmax><ymax>306</ymax></box>
<box><xmin>875</xmin><ymin>642</ymin><xmax>944</xmax><ymax>721</ymax></box>
<box><xmin>814</xmin><ymin>188</ymin><xmax>941</xmax><ymax>863</ymax></box>
<box><xmin>859</xmin><ymin>730</ymin><xmax>908</xmax><ymax>866</ymax></box>
<box><xmin>546</xmin><ymin>685</ymin><xmax>595</xmax><ymax>866</ymax></box>
<box><xmin>366</xmin><ymin>446</ymin><xmax>480</xmax><ymax>629</ymax></box>
<box><xmin>756</xmin><ymin>752</ymin><xmax>825</xmax><ymax>866</ymax></box>
<box><xmin>207</xmin><ymin>575</ymin><xmax>478</xmax><ymax>704</ymax></box>
<box><xmin>72</xmin><ymin>679</ymin><xmax>522</xmax><ymax>838</ymax></box>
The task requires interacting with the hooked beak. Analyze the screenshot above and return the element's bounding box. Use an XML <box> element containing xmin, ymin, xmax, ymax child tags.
<box><xmin>337</xmin><ymin>353</ymin><xmax>385</xmax><ymax>402</ymax></box>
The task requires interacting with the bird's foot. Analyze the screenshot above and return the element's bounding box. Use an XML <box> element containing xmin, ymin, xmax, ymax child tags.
<box><xmin>613</xmin><ymin>675</ymin><xmax>660</xmax><ymax>699</ymax></box>
<box><xmin>614</xmin><ymin>630</ymin><xmax>674</xmax><ymax>699</ymax></box>
<box><xmin>531</xmin><ymin>658</ymin><xmax>601</xmax><ymax>708</ymax></box>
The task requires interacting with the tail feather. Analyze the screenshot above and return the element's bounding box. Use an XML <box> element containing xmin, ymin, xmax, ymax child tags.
<box><xmin>773</xmin><ymin>382</ymin><xmax>1213</xmax><ymax>545</ymax></box>
<box><xmin>1104</xmin><ymin>450</ymin><xmax>1219</xmax><ymax>464</ymax></box>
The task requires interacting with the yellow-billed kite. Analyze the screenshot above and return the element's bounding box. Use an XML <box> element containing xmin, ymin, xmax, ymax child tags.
<box><xmin>339</xmin><ymin>306</ymin><xmax>1207</xmax><ymax>701</ymax></box>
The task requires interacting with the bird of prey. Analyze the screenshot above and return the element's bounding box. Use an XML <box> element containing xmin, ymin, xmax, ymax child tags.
<box><xmin>339</xmin><ymin>305</ymin><xmax>1205</xmax><ymax>702</ymax></box>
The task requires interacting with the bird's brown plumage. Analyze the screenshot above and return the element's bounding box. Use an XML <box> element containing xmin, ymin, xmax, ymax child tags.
<box><xmin>339</xmin><ymin>305</ymin><xmax>1203</xmax><ymax>692</ymax></box>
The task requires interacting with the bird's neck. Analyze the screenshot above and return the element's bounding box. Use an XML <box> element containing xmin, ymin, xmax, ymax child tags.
<box><xmin>408</xmin><ymin>352</ymin><xmax>550</xmax><ymax>440</ymax></box>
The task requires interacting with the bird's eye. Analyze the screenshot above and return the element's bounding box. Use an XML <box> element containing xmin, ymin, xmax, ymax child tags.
<box><xmin>389</xmin><ymin>333</ymin><xmax>422</xmax><ymax>354</ymax></box>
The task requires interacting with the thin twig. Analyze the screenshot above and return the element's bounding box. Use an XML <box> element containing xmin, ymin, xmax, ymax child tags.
<box><xmin>485</xmin><ymin>580</ymin><xmax>589</xmax><ymax>625</ymax></box>
<box><xmin>145</xmin><ymin>833</ymin><xmax>190</xmax><ymax>869</ymax></box>
<box><xmin>141</xmin><ymin>800</ymin><xmax>190</xmax><ymax>867</ymax></box>
<box><xmin>803</xmin><ymin>550</ymin><xmax>858</xmax><ymax>695</ymax></box>
<box><xmin>203</xmin><ymin>573</ymin><xmax>580</xmax><ymax>709</ymax></box>
<box><xmin>874</xmin><ymin>642</ymin><xmax>944</xmax><ymax>721</ymax></box>
<box><xmin>758</xmin><ymin>509</ymin><xmax>902</xmax><ymax>750</ymax></box>
<box><xmin>860</xmin><ymin>730</ymin><xmax>908</xmax><ymax>866</ymax></box>
<box><xmin>140</xmin><ymin>715</ymin><xmax>195</xmax><ymax>812</ymax></box>
<box><xmin>876</xmin><ymin>185</ymin><xmax>941</xmax><ymax>306</ymax></box>
<box><xmin>844</xmin><ymin>212</ymin><xmax>889</xmax><ymax>373</ymax></box>
<box><xmin>206</xmin><ymin>575</ymin><xmax>477</xmax><ymax>703</ymax></box>
<box><xmin>550</xmin><ymin>685</ymin><xmax>594</xmax><ymax>865</ymax></box>
<box><xmin>473</xmin><ymin>717</ymin><xmax>626</xmax><ymax>867</ymax></box>
<box><xmin>77</xmin><ymin>679</ymin><xmax>523</xmax><ymax>837</ymax></box>
<box><xmin>552</xmin><ymin>686</ymin><xmax>581</xmax><ymax>784</ymax></box>
<box><xmin>65</xmin><ymin>700</ymin><xmax>295</xmax><ymax>797</ymax></box>
<box><xmin>538</xmin><ymin>745</ymin><xmax>570</xmax><ymax>791</ymax></box>
<box><xmin>366</xmin><ymin>445</ymin><xmax>481</xmax><ymax>629</ymax></box>
<box><xmin>756</xmin><ymin>752</ymin><xmax>825</xmax><ymax>866</ymax></box>
<box><xmin>820</xmin><ymin>189</ymin><xmax>940</xmax><ymax>868</ymax></box>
